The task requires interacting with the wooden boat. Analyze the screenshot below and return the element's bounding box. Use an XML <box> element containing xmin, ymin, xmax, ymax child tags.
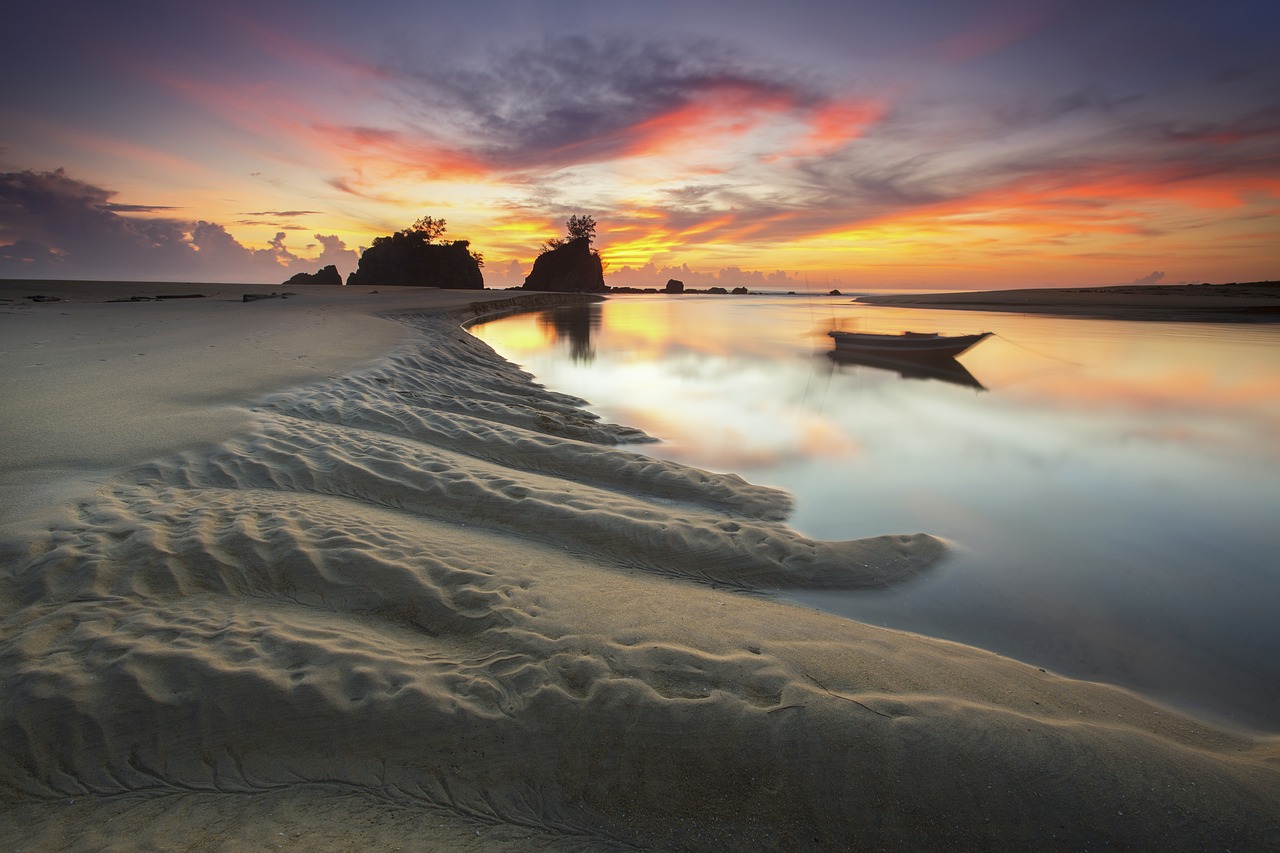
<box><xmin>828</xmin><ymin>330</ymin><xmax>992</xmax><ymax>357</ymax></box>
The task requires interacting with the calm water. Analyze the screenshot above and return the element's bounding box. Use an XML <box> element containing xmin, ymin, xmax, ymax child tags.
<box><xmin>471</xmin><ymin>294</ymin><xmax>1280</xmax><ymax>731</ymax></box>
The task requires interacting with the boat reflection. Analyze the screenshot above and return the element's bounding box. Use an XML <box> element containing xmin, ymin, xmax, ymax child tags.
<box><xmin>826</xmin><ymin>348</ymin><xmax>987</xmax><ymax>390</ymax></box>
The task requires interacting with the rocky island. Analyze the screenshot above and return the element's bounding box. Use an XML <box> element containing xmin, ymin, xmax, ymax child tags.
<box><xmin>521</xmin><ymin>215</ymin><xmax>606</xmax><ymax>293</ymax></box>
<box><xmin>346</xmin><ymin>217</ymin><xmax>484</xmax><ymax>290</ymax></box>
<box><xmin>283</xmin><ymin>264</ymin><xmax>342</xmax><ymax>286</ymax></box>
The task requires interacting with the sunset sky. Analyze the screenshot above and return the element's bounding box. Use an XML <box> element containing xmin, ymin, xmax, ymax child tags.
<box><xmin>2</xmin><ymin>0</ymin><xmax>1277</xmax><ymax>289</ymax></box>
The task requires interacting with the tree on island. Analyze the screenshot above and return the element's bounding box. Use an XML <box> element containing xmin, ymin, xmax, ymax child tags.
<box><xmin>403</xmin><ymin>215</ymin><xmax>447</xmax><ymax>243</ymax></box>
<box><xmin>540</xmin><ymin>214</ymin><xmax>598</xmax><ymax>253</ymax></box>
<box><xmin>523</xmin><ymin>215</ymin><xmax>607</xmax><ymax>293</ymax></box>
<box><xmin>347</xmin><ymin>215</ymin><xmax>484</xmax><ymax>289</ymax></box>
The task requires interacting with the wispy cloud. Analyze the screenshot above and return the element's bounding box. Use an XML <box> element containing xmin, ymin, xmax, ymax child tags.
<box><xmin>242</xmin><ymin>209</ymin><xmax>323</xmax><ymax>217</ymax></box>
<box><xmin>932</xmin><ymin>0</ymin><xmax>1062</xmax><ymax>64</ymax></box>
<box><xmin>345</xmin><ymin>36</ymin><xmax>892</xmax><ymax>179</ymax></box>
<box><xmin>101</xmin><ymin>202</ymin><xmax>181</xmax><ymax>213</ymax></box>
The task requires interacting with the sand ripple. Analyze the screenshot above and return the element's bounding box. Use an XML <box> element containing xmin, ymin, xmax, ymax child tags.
<box><xmin>2</xmin><ymin>301</ymin><xmax>1277</xmax><ymax>850</ymax></box>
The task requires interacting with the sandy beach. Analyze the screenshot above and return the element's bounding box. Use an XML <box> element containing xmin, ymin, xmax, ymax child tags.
<box><xmin>856</xmin><ymin>281</ymin><xmax>1280</xmax><ymax>321</ymax></box>
<box><xmin>1</xmin><ymin>281</ymin><xmax>1278</xmax><ymax>851</ymax></box>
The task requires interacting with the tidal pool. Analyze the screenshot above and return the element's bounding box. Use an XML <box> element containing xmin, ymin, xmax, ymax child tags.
<box><xmin>472</xmin><ymin>294</ymin><xmax>1280</xmax><ymax>731</ymax></box>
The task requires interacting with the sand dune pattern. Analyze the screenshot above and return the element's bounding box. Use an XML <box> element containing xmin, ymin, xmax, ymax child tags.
<box><xmin>2</xmin><ymin>300</ymin><xmax>1277</xmax><ymax>850</ymax></box>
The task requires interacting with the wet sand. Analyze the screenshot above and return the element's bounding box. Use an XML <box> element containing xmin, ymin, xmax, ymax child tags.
<box><xmin>1</xmin><ymin>281</ymin><xmax>1278</xmax><ymax>850</ymax></box>
<box><xmin>856</xmin><ymin>281</ymin><xmax>1280</xmax><ymax>321</ymax></box>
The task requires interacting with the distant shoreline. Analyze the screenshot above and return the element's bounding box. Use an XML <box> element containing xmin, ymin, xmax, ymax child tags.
<box><xmin>5</xmin><ymin>277</ymin><xmax>1280</xmax><ymax>321</ymax></box>
<box><xmin>855</xmin><ymin>280</ymin><xmax>1280</xmax><ymax>322</ymax></box>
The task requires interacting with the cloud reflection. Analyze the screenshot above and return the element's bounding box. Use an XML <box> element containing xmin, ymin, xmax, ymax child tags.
<box><xmin>472</xmin><ymin>294</ymin><xmax>1280</xmax><ymax>730</ymax></box>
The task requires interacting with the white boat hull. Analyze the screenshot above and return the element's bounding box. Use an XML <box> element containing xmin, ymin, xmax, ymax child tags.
<box><xmin>828</xmin><ymin>330</ymin><xmax>991</xmax><ymax>358</ymax></box>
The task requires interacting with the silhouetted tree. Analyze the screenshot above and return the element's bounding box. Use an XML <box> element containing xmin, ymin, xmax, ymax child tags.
<box><xmin>406</xmin><ymin>215</ymin><xmax>447</xmax><ymax>242</ymax></box>
<box><xmin>541</xmin><ymin>214</ymin><xmax>598</xmax><ymax>253</ymax></box>
<box><xmin>566</xmin><ymin>214</ymin><xmax>596</xmax><ymax>243</ymax></box>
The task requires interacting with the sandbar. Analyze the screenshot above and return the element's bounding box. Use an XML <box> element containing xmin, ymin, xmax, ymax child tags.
<box><xmin>1</xmin><ymin>280</ymin><xmax>1277</xmax><ymax>850</ymax></box>
<box><xmin>856</xmin><ymin>280</ymin><xmax>1280</xmax><ymax>321</ymax></box>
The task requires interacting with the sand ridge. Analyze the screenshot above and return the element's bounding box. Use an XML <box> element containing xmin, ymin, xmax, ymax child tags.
<box><xmin>1</xmin><ymin>289</ymin><xmax>1278</xmax><ymax>850</ymax></box>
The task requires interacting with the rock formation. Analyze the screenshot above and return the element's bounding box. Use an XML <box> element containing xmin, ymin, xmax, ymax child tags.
<box><xmin>521</xmin><ymin>237</ymin><xmax>606</xmax><ymax>293</ymax></box>
<box><xmin>347</xmin><ymin>238</ymin><xmax>484</xmax><ymax>289</ymax></box>
<box><xmin>283</xmin><ymin>264</ymin><xmax>342</xmax><ymax>286</ymax></box>
<box><xmin>664</xmin><ymin>279</ymin><xmax>685</xmax><ymax>294</ymax></box>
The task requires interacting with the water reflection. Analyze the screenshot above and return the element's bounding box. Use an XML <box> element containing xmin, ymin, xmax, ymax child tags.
<box><xmin>827</xmin><ymin>349</ymin><xmax>987</xmax><ymax>390</ymax></box>
<box><xmin>537</xmin><ymin>303</ymin><xmax>602</xmax><ymax>363</ymax></box>
<box><xmin>471</xmin><ymin>295</ymin><xmax>1280</xmax><ymax>730</ymax></box>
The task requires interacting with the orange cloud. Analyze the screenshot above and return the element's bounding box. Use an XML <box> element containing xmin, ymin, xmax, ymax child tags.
<box><xmin>627</xmin><ymin>83</ymin><xmax>795</xmax><ymax>157</ymax></box>
<box><xmin>223</xmin><ymin>10</ymin><xmax>392</xmax><ymax>84</ymax></box>
<box><xmin>819</xmin><ymin>150</ymin><xmax>1280</xmax><ymax>250</ymax></box>
<box><xmin>142</xmin><ymin>59</ymin><xmax>494</xmax><ymax>189</ymax></box>
<box><xmin>533</xmin><ymin>81</ymin><xmax>797</xmax><ymax>168</ymax></box>
<box><xmin>311</xmin><ymin>124</ymin><xmax>493</xmax><ymax>183</ymax></box>
<box><xmin>1017</xmin><ymin>154</ymin><xmax>1280</xmax><ymax>212</ymax></box>
<box><xmin>150</xmin><ymin>69</ymin><xmax>312</xmax><ymax>153</ymax></box>
<box><xmin>13</xmin><ymin>116</ymin><xmax>216</xmax><ymax>194</ymax></box>
<box><xmin>788</xmin><ymin>99</ymin><xmax>887</xmax><ymax>157</ymax></box>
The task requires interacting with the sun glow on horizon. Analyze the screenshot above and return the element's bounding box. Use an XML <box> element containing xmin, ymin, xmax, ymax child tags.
<box><xmin>1</xmin><ymin>2</ymin><xmax>1276</xmax><ymax>286</ymax></box>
